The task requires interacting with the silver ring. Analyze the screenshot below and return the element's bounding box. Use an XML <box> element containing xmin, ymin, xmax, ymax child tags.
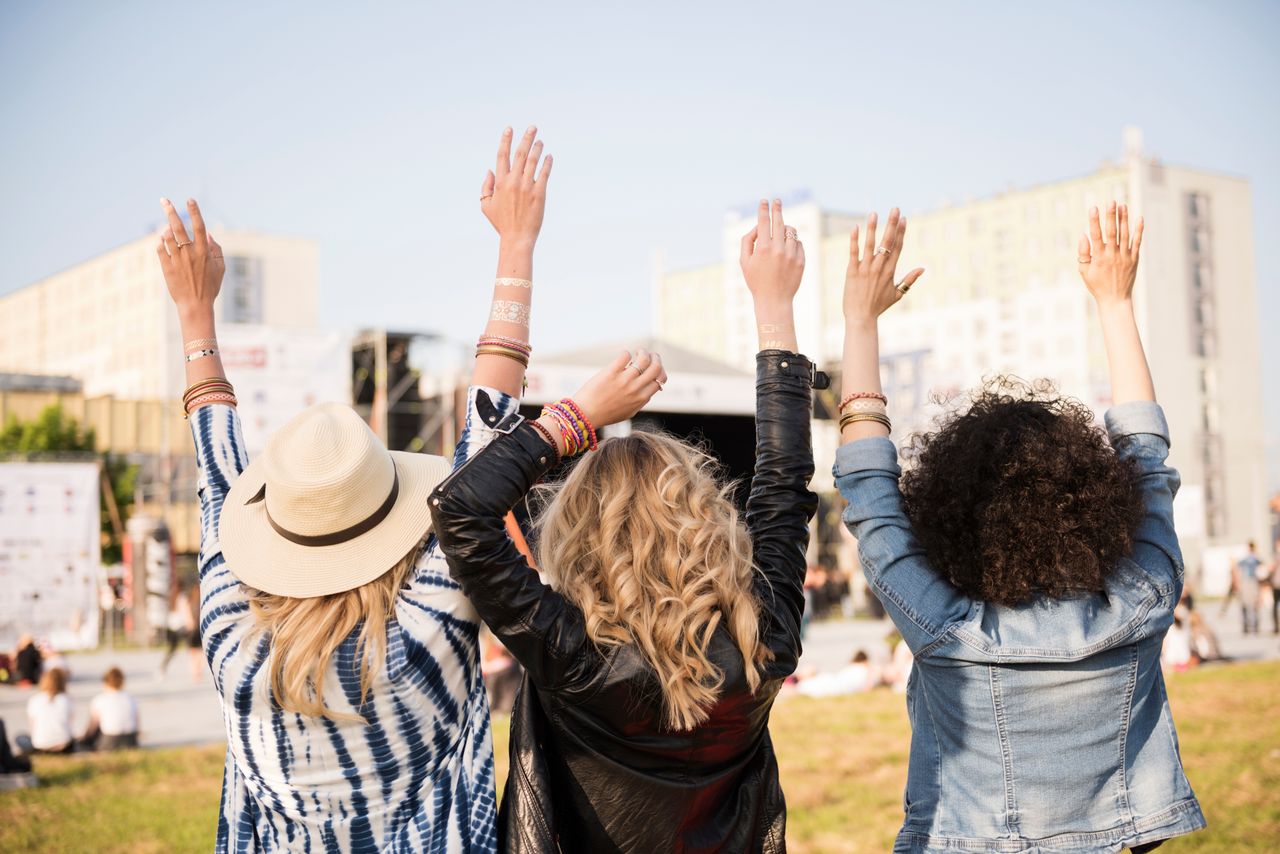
<box><xmin>625</xmin><ymin>361</ymin><xmax>643</xmax><ymax>374</ymax></box>
<box><xmin>874</xmin><ymin>246</ymin><xmax>891</xmax><ymax>257</ymax></box>
<box><xmin>654</xmin><ymin>379</ymin><xmax>665</xmax><ymax>391</ymax></box>
<box><xmin>1077</xmin><ymin>256</ymin><xmax>1092</xmax><ymax>264</ymax></box>
<box><xmin>784</xmin><ymin>228</ymin><xmax>797</xmax><ymax>241</ymax></box>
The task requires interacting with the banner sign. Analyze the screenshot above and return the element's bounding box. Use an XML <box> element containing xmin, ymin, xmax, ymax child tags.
<box><xmin>0</xmin><ymin>462</ymin><xmax>101</xmax><ymax>650</ymax></box>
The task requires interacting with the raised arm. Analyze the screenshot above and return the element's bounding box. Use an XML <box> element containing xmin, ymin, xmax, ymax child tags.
<box><xmin>739</xmin><ymin>200</ymin><xmax>819</xmax><ymax>674</ymax></box>
<box><xmin>157</xmin><ymin>198</ymin><xmax>250</xmax><ymax>686</ymax></box>
<box><xmin>1079</xmin><ymin>202</ymin><xmax>1154</xmax><ymax>405</ymax></box>
<box><xmin>832</xmin><ymin>212</ymin><xmax>971</xmax><ymax>654</ymax></box>
<box><xmin>431</xmin><ymin>354</ymin><xmax>664</xmax><ymax>688</ymax></box>
<box><xmin>1082</xmin><ymin>203</ymin><xmax>1183</xmax><ymax>592</ymax></box>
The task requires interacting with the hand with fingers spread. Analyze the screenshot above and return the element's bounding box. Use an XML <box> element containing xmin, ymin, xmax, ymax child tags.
<box><xmin>481</xmin><ymin>125</ymin><xmax>552</xmax><ymax>249</ymax></box>
<box><xmin>567</xmin><ymin>349</ymin><xmax>667</xmax><ymax>430</ymax></box>
<box><xmin>843</xmin><ymin>208</ymin><xmax>924</xmax><ymax>325</ymax></box>
<box><xmin>740</xmin><ymin>199</ymin><xmax>804</xmax><ymax>351</ymax></box>
<box><xmin>1078</xmin><ymin>201</ymin><xmax>1144</xmax><ymax>307</ymax></box>
<box><xmin>1078</xmin><ymin>201</ymin><xmax>1155</xmax><ymax>404</ymax></box>
<box><xmin>156</xmin><ymin>197</ymin><xmax>225</xmax><ymax>321</ymax></box>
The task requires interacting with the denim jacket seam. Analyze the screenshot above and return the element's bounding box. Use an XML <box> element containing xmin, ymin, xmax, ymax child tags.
<box><xmin>987</xmin><ymin>666</ymin><xmax>1019</xmax><ymax>835</ymax></box>
<box><xmin>860</xmin><ymin>543</ymin><xmax>945</xmax><ymax>642</ymax></box>
<box><xmin>1114</xmin><ymin>643</ymin><xmax>1140</xmax><ymax>822</ymax></box>
<box><xmin>948</xmin><ymin>587</ymin><xmax>1158</xmax><ymax>661</ymax></box>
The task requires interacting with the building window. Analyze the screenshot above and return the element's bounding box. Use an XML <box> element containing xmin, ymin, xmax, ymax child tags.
<box><xmin>223</xmin><ymin>256</ymin><xmax>263</xmax><ymax>324</ymax></box>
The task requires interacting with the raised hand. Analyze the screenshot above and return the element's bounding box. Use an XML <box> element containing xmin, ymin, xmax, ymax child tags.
<box><xmin>1078</xmin><ymin>201</ymin><xmax>1143</xmax><ymax>306</ymax></box>
<box><xmin>740</xmin><ymin>199</ymin><xmax>804</xmax><ymax>307</ymax></box>
<box><xmin>156</xmin><ymin>197</ymin><xmax>224</xmax><ymax>320</ymax></box>
<box><xmin>740</xmin><ymin>199</ymin><xmax>803</xmax><ymax>351</ymax></box>
<box><xmin>1078</xmin><ymin>201</ymin><xmax>1155</xmax><ymax>404</ymax></box>
<box><xmin>572</xmin><ymin>349</ymin><xmax>667</xmax><ymax>429</ymax></box>
<box><xmin>843</xmin><ymin>208</ymin><xmax>923</xmax><ymax>324</ymax></box>
<box><xmin>481</xmin><ymin>125</ymin><xmax>552</xmax><ymax>248</ymax></box>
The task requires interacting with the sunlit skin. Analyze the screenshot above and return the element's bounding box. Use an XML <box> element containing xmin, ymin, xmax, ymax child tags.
<box><xmin>473</xmin><ymin>125</ymin><xmax>666</xmax><ymax>451</ymax></box>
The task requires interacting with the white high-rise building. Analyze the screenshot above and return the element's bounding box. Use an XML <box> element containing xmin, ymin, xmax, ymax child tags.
<box><xmin>655</xmin><ymin>133</ymin><xmax>1267</xmax><ymax>579</ymax></box>
<box><xmin>0</xmin><ymin>230</ymin><xmax>319</xmax><ymax>401</ymax></box>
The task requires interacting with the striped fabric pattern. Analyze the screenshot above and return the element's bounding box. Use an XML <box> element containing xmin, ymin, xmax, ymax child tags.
<box><xmin>191</xmin><ymin>388</ymin><xmax>516</xmax><ymax>853</ymax></box>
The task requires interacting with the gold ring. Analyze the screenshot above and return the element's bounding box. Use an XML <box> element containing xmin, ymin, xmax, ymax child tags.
<box><xmin>625</xmin><ymin>361</ymin><xmax>643</xmax><ymax>373</ymax></box>
<box><xmin>784</xmin><ymin>228</ymin><xmax>797</xmax><ymax>240</ymax></box>
<box><xmin>895</xmin><ymin>279</ymin><xmax>913</xmax><ymax>294</ymax></box>
<box><xmin>480</xmin><ymin>194</ymin><xmax>494</xmax><ymax>201</ymax></box>
<box><xmin>1077</xmin><ymin>256</ymin><xmax>1092</xmax><ymax>264</ymax></box>
<box><xmin>875</xmin><ymin>246</ymin><xmax>891</xmax><ymax>257</ymax></box>
<box><xmin>175</xmin><ymin>240</ymin><xmax>193</xmax><ymax>248</ymax></box>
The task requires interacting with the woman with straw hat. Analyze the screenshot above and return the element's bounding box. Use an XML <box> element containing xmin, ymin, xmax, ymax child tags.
<box><xmin>154</xmin><ymin>126</ymin><xmax>557</xmax><ymax>850</ymax></box>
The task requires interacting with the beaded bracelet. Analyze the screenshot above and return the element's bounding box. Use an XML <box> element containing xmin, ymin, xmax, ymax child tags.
<box><xmin>543</xmin><ymin>407</ymin><xmax>584</xmax><ymax>456</ymax></box>
<box><xmin>553</xmin><ymin>400</ymin><xmax>593</xmax><ymax>451</ymax></box>
<box><xmin>556</xmin><ymin>398</ymin><xmax>598</xmax><ymax>451</ymax></box>
<box><xmin>839</xmin><ymin>391</ymin><xmax>888</xmax><ymax>411</ymax></box>
<box><xmin>528</xmin><ymin>419</ymin><xmax>562</xmax><ymax>461</ymax></box>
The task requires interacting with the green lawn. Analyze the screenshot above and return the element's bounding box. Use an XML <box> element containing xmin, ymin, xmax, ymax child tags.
<box><xmin>3</xmin><ymin>661</ymin><xmax>1276</xmax><ymax>852</ymax></box>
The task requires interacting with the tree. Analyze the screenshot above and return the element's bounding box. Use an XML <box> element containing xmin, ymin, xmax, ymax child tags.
<box><xmin>0</xmin><ymin>404</ymin><xmax>138</xmax><ymax>563</ymax></box>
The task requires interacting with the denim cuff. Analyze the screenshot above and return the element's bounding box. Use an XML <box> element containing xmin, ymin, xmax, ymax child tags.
<box><xmin>1103</xmin><ymin>401</ymin><xmax>1170</xmax><ymax>448</ymax></box>
<box><xmin>833</xmin><ymin>436</ymin><xmax>901</xmax><ymax>479</ymax></box>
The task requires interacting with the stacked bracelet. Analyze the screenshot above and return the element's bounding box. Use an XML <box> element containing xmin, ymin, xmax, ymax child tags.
<box><xmin>182</xmin><ymin>378</ymin><xmax>237</xmax><ymax>418</ymax></box>
<box><xmin>839</xmin><ymin>411</ymin><xmax>892</xmax><ymax>432</ymax></box>
<box><xmin>475</xmin><ymin>335</ymin><xmax>532</xmax><ymax>367</ymax></box>
<box><xmin>540</xmin><ymin>398</ymin><xmax>598</xmax><ymax>457</ymax></box>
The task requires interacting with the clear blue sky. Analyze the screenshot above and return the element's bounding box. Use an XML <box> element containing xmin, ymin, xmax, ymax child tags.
<box><xmin>3</xmin><ymin>1</ymin><xmax>1278</xmax><ymax>462</ymax></box>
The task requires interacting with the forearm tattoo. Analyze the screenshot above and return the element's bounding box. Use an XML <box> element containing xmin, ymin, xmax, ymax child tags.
<box><xmin>490</xmin><ymin>299</ymin><xmax>531</xmax><ymax>326</ymax></box>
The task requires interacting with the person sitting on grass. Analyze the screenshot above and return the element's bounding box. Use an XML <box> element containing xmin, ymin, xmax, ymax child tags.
<box><xmin>832</xmin><ymin>202</ymin><xmax>1204</xmax><ymax>852</ymax></box>
<box><xmin>21</xmin><ymin>668</ymin><xmax>73</xmax><ymax>755</ymax></box>
<box><xmin>81</xmin><ymin>667</ymin><xmax>139</xmax><ymax>751</ymax></box>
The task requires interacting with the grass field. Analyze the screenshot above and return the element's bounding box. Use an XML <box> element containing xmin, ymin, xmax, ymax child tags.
<box><xmin>2</xmin><ymin>660</ymin><xmax>1276</xmax><ymax>852</ymax></box>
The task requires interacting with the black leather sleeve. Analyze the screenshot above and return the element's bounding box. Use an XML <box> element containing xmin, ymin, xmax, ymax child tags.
<box><xmin>429</xmin><ymin>416</ymin><xmax>593</xmax><ymax>691</ymax></box>
<box><xmin>747</xmin><ymin>350</ymin><xmax>818</xmax><ymax>678</ymax></box>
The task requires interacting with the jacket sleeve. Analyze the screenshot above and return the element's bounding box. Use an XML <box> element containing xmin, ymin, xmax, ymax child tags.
<box><xmin>747</xmin><ymin>351</ymin><xmax>820</xmax><ymax>678</ymax></box>
<box><xmin>189</xmin><ymin>403</ymin><xmax>253</xmax><ymax>693</ymax></box>
<box><xmin>1104</xmin><ymin>401</ymin><xmax>1184</xmax><ymax>600</ymax></box>
<box><xmin>429</xmin><ymin>417</ymin><xmax>594</xmax><ymax>690</ymax></box>
<box><xmin>834</xmin><ymin>437</ymin><xmax>975</xmax><ymax>655</ymax></box>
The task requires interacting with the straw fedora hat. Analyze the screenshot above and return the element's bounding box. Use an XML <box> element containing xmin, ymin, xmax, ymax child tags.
<box><xmin>220</xmin><ymin>402</ymin><xmax>451</xmax><ymax>598</ymax></box>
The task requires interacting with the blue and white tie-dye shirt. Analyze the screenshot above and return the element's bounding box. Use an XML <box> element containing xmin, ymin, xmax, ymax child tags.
<box><xmin>191</xmin><ymin>387</ymin><xmax>517</xmax><ymax>853</ymax></box>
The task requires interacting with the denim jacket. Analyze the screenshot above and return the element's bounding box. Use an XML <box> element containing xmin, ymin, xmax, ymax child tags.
<box><xmin>834</xmin><ymin>401</ymin><xmax>1205</xmax><ymax>853</ymax></box>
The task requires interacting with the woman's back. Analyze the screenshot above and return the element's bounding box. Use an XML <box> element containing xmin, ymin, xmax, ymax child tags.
<box><xmin>193</xmin><ymin>399</ymin><xmax>505</xmax><ymax>853</ymax></box>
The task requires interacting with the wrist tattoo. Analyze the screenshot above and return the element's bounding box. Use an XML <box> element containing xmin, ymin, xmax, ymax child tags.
<box><xmin>495</xmin><ymin>277</ymin><xmax>532</xmax><ymax>289</ymax></box>
<box><xmin>760</xmin><ymin>338</ymin><xmax>787</xmax><ymax>349</ymax></box>
<box><xmin>759</xmin><ymin>323</ymin><xmax>784</xmax><ymax>334</ymax></box>
<box><xmin>490</xmin><ymin>299</ymin><xmax>531</xmax><ymax>326</ymax></box>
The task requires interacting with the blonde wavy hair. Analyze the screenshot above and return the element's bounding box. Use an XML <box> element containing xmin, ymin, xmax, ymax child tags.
<box><xmin>246</xmin><ymin>541</ymin><xmax>422</xmax><ymax>721</ymax></box>
<box><xmin>536</xmin><ymin>431</ymin><xmax>767</xmax><ymax>731</ymax></box>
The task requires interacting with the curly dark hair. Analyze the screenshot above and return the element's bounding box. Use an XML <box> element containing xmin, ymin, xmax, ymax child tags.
<box><xmin>899</xmin><ymin>377</ymin><xmax>1145</xmax><ymax>607</ymax></box>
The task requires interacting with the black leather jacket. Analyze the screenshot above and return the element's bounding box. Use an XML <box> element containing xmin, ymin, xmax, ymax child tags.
<box><xmin>430</xmin><ymin>351</ymin><xmax>819</xmax><ymax>853</ymax></box>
